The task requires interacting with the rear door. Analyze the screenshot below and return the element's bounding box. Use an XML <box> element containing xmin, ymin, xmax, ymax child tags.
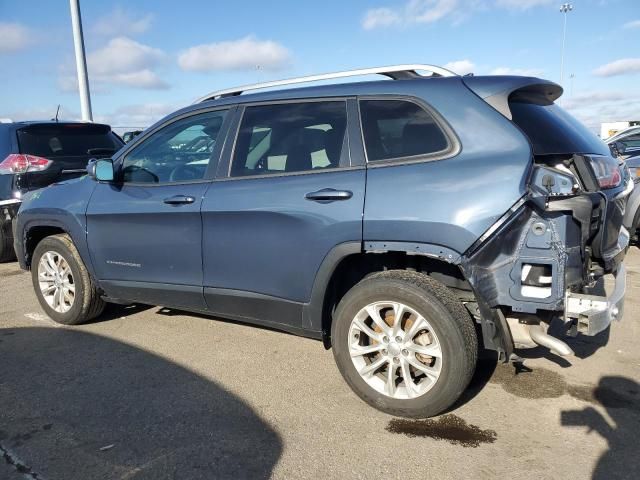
<box><xmin>86</xmin><ymin>108</ymin><xmax>232</xmax><ymax>309</ymax></box>
<box><xmin>201</xmin><ymin>99</ymin><xmax>365</xmax><ymax>329</ymax></box>
<box><xmin>16</xmin><ymin>123</ymin><xmax>123</xmax><ymax>190</ymax></box>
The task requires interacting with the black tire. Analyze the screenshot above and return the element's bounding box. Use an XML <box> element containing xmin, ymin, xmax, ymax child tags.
<box><xmin>331</xmin><ymin>270</ymin><xmax>477</xmax><ymax>418</ymax></box>
<box><xmin>0</xmin><ymin>220</ymin><xmax>16</xmax><ymax>262</ymax></box>
<box><xmin>31</xmin><ymin>234</ymin><xmax>105</xmax><ymax>325</ymax></box>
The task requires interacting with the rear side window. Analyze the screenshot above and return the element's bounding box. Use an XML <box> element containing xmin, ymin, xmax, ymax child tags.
<box><xmin>17</xmin><ymin>124</ymin><xmax>122</xmax><ymax>158</ymax></box>
<box><xmin>359</xmin><ymin>100</ymin><xmax>449</xmax><ymax>162</ymax></box>
<box><xmin>509</xmin><ymin>99</ymin><xmax>609</xmax><ymax>156</ymax></box>
<box><xmin>231</xmin><ymin>101</ymin><xmax>347</xmax><ymax>177</ymax></box>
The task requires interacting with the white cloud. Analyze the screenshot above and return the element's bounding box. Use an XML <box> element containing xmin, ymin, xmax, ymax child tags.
<box><xmin>362</xmin><ymin>0</ymin><xmax>557</xmax><ymax>29</ymax></box>
<box><xmin>1</xmin><ymin>103</ymin><xmax>177</xmax><ymax>131</ymax></box>
<box><xmin>93</xmin><ymin>7</ymin><xmax>153</xmax><ymax>37</ymax></box>
<box><xmin>59</xmin><ymin>37</ymin><xmax>169</xmax><ymax>91</ymax></box>
<box><xmin>0</xmin><ymin>22</ymin><xmax>35</xmax><ymax>54</ymax></box>
<box><xmin>623</xmin><ymin>20</ymin><xmax>640</xmax><ymax>29</ymax></box>
<box><xmin>178</xmin><ymin>36</ymin><xmax>291</xmax><ymax>72</ymax></box>
<box><xmin>95</xmin><ymin>103</ymin><xmax>177</xmax><ymax>130</ymax></box>
<box><xmin>562</xmin><ymin>91</ymin><xmax>628</xmax><ymax>110</ymax></box>
<box><xmin>494</xmin><ymin>0</ymin><xmax>552</xmax><ymax>10</ymax></box>
<box><xmin>0</xmin><ymin>106</ymin><xmax>80</xmax><ymax>122</ymax></box>
<box><xmin>444</xmin><ymin>59</ymin><xmax>475</xmax><ymax>75</ymax></box>
<box><xmin>362</xmin><ymin>0</ymin><xmax>460</xmax><ymax>29</ymax></box>
<box><xmin>408</xmin><ymin>0</ymin><xmax>458</xmax><ymax>23</ymax></box>
<box><xmin>490</xmin><ymin>66</ymin><xmax>544</xmax><ymax>76</ymax></box>
<box><xmin>88</xmin><ymin>37</ymin><xmax>165</xmax><ymax>76</ymax></box>
<box><xmin>593</xmin><ymin>58</ymin><xmax>640</xmax><ymax>77</ymax></box>
<box><xmin>362</xmin><ymin>8</ymin><xmax>402</xmax><ymax>30</ymax></box>
<box><xmin>562</xmin><ymin>90</ymin><xmax>640</xmax><ymax>132</ymax></box>
<box><xmin>99</xmin><ymin>69</ymin><xmax>168</xmax><ymax>89</ymax></box>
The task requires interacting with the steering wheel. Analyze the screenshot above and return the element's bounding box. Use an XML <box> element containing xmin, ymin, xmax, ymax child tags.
<box><xmin>122</xmin><ymin>165</ymin><xmax>159</xmax><ymax>183</ymax></box>
<box><xmin>169</xmin><ymin>164</ymin><xmax>202</xmax><ymax>182</ymax></box>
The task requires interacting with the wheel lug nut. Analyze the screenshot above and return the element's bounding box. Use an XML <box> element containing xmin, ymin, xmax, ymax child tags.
<box><xmin>382</xmin><ymin>349</ymin><xmax>388</xmax><ymax>355</ymax></box>
<box><xmin>395</xmin><ymin>336</ymin><xmax>402</xmax><ymax>342</ymax></box>
<box><xmin>383</xmin><ymin>336</ymin><xmax>389</xmax><ymax>343</ymax></box>
<box><xmin>402</xmin><ymin>349</ymin><xmax>409</xmax><ymax>356</ymax></box>
<box><xmin>393</xmin><ymin>357</ymin><xmax>400</xmax><ymax>364</ymax></box>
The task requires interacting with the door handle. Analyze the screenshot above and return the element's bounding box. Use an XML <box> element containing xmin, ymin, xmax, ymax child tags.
<box><xmin>305</xmin><ymin>188</ymin><xmax>353</xmax><ymax>202</ymax></box>
<box><xmin>163</xmin><ymin>195</ymin><xmax>196</xmax><ymax>205</ymax></box>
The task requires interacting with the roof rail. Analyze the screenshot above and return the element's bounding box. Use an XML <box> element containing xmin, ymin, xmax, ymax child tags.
<box><xmin>193</xmin><ymin>64</ymin><xmax>457</xmax><ymax>104</ymax></box>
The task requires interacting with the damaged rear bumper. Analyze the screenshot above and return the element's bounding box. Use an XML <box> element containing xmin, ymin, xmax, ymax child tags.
<box><xmin>461</xmin><ymin>181</ymin><xmax>630</xmax><ymax>359</ymax></box>
<box><xmin>565</xmin><ymin>262</ymin><xmax>626</xmax><ymax>336</ymax></box>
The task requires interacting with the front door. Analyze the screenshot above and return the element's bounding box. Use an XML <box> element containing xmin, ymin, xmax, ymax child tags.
<box><xmin>86</xmin><ymin>108</ymin><xmax>231</xmax><ymax>309</ymax></box>
<box><xmin>201</xmin><ymin>100</ymin><xmax>365</xmax><ymax>328</ymax></box>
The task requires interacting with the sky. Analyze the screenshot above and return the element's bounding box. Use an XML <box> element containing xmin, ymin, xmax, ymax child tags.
<box><xmin>1</xmin><ymin>0</ymin><xmax>639</xmax><ymax>133</ymax></box>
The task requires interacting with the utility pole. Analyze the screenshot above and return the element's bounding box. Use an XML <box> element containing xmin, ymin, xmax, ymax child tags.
<box><xmin>559</xmin><ymin>3</ymin><xmax>573</xmax><ymax>86</ymax></box>
<box><xmin>69</xmin><ymin>0</ymin><xmax>92</xmax><ymax>121</ymax></box>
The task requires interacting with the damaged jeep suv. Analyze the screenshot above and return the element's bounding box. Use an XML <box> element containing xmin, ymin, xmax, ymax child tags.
<box><xmin>14</xmin><ymin>65</ymin><xmax>631</xmax><ymax>418</ymax></box>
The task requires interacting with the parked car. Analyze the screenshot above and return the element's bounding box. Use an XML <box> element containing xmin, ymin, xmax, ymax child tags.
<box><xmin>0</xmin><ymin>121</ymin><xmax>123</xmax><ymax>261</ymax></box>
<box><xmin>607</xmin><ymin>126</ymin><xmax>640</xmax><ymax>159</ymax></box>
<box><xmin>623</xmin><ymin>154</ymin><xmax>640</xmax><ymax>242</ymax></box>
<box><xmin>122</xmin><ymin>130</ymin><xmax>143</xmax><ymax>143</ymax></box>
<box><xmin>13</xmin><ymin>65</ymin><xmax>632</xmax><ymax>418</ymax></box>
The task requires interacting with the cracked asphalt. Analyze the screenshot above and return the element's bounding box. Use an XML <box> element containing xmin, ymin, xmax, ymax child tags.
<box><xmin>1</xmin><ymin>250</ymin><xmax>639</xmax><ymax>479</ymax></box>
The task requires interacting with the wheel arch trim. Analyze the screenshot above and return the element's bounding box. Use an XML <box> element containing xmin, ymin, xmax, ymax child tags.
<box><xmin>20</xmin><ymin>220</ymin><xmax>96</xmax><ymax>279</ymax></box>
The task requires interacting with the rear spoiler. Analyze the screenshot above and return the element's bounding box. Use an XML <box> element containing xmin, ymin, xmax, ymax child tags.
<box><xmin>462</xmin><ymin>76</ymin><xmax>563</xmax><ymax>120</ymax></box>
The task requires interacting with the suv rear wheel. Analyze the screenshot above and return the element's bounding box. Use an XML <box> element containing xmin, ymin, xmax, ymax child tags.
<box><xmin>31</xmin><ymin>234</ymin><xmax>105</xmax><ymax>325</ymax></box>
<box><xmin>332</xmin><ymin>270</ymin><xmax>477</xmax><ymax>418</ymax></box>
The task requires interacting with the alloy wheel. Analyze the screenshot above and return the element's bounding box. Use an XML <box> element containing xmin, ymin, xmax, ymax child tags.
<box><xmin>348</xmin><ymin>301</ymin><xmax>443</xmax><ymax>399</ymax></box>
<box><xmin>37</xmin><ymin>251</ymin><xmax>75</xmax><ymax>313</ymax></box>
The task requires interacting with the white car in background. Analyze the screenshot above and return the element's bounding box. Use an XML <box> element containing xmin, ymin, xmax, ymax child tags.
<box><xmin>606</xmin><ymin>126</ymin><xmax>640</xmax><ymax>159</ymax></box>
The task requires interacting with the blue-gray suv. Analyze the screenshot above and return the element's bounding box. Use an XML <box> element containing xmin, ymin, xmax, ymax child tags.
<box><xmin>14</xmin><ymin>65</ymin><xmax>632</xmax><ymax>417</ymax></box>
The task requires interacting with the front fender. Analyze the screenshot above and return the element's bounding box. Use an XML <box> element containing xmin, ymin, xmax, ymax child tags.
<box><xmin>16</xmin><ymin>177</ymin><xmax>97</xmax><ymax>277</ymax></box>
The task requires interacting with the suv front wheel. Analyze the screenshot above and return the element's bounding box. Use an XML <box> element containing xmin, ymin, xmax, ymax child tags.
<box><xmin>31</xmin><ymin>234</ymin><xmax>105</xmax><ymax>325</ymax></box>
<box><xmin>332</xmin><ymin>270</ymin><xmax>477</xmax><ymax>418</ymax></box>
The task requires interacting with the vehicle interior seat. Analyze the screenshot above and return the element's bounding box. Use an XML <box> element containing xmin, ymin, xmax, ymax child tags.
<box><xmin>323</xmin><ymin>128</ymin><xmax>343</xmax><ymax>167</ymax></box>
<box><xmin>285</xmin><ymin>143</ymin><xmax>313</xmax><ymax>172</ymax></box>
<box><xmin>401</xmin><ymin>120</ymin><xmax>447</xmax><ymax>157</ymax></box>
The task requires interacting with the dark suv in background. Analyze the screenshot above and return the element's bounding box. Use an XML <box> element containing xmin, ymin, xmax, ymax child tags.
<box><xmin>0</xmin><ymin>121</ymin><xmax>123</xmax><ymax>261</ymax></box>
<box><xmin>13</xmin><ymin>65</ymin><xmax>631</xmax><ymax>418</ymax></box>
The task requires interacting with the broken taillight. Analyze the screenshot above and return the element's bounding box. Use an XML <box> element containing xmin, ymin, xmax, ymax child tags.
<box><xmin>0</xmin><ymin>154</ymin><xmax>52</xmax><ymax>174</ymax></box>
<box><xmin>588</xmin><ymin>156</ymin><xmax>622</xmax><ymax>189</ymax></box>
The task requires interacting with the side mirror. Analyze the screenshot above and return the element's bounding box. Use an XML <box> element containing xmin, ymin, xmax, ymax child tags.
<box><xmin>615</xmin><ymin>141</ymin><xmax>626</xmax><ymax>155</ymax></box>
<box><xmin>87</xmin><ymin>158</ymin><xmax>114</xmax><ymax>182</ymax></box>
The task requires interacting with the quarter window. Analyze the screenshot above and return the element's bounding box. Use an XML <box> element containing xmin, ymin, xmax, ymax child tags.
<box><xmin>359</xmin><ymin>100</ymin><xmax>449</xmax><ymax>162</ymax></box>
<box><xmin>231</xmin><ymin>102</ymin><xmax>347</xmax><ymax>177</ymax></box>
<box><xmin>122</xmin><ymin>109</ymin><xmax>227</xmax><ymax>184</ymax></box>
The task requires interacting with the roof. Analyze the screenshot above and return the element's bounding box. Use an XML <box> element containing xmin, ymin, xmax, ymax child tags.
<box><xmin>0</xmin><ymin>120</ymin><xmax>112</xmax><ymax>130</ymax></box>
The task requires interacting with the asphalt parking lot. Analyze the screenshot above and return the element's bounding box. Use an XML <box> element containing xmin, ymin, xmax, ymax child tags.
<box><xmin>1</xmin><ymin>251</ymin><xmax>639</xmax><ymax>480</ymax></box>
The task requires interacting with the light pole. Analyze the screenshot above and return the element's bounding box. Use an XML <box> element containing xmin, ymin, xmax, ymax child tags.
<box><xmin>569</xmin><ymin>73</ymin><xmax>575</xmax><ymax>97</ymax></box>
<box><xmin>559</xmin><ymin>3</ymin><xmax>573</xmax><ymax>86</ymax></box>
<box><xmin>69</xmin><ymin>0</ymin><xmax>92</xmax><ymax>121</ymax></box>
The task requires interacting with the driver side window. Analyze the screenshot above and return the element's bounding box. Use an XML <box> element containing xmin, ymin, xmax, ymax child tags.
<box><xmin>122</xmin><ymin>109</ymin><xmax>228</xmax><ymax>184</ymax></box>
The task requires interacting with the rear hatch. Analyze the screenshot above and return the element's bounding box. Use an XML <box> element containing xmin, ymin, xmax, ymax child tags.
<box><xmin>15</xmin><ymin>123</ymin><xmax>123</xmax><ymax>191</ymax></box>
<box><xmin>464</xmin><ymin>76</ymin><xmax>630</xmax><ymax>270</ymax></box>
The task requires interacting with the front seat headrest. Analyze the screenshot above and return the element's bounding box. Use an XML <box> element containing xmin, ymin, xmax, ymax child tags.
<box><xmin>285</xmin><ymin>144</ymin><xmax>313</xmax><ymax>172</ymax></box>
